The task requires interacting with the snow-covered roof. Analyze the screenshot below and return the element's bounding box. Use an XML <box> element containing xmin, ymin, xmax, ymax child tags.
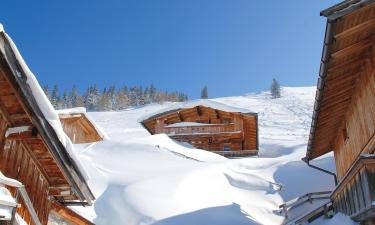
<box><xmin>140</xmin><ymin>99</ymin><xmax>256</xmax><ymax>122</ymax></box>
<box><xmin>0</xmin><ymin>24</ymin><xmax>94</xmax><ymax>203</ymax></box>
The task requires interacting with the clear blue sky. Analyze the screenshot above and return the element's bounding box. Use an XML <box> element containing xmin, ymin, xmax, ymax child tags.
<box><xmin>0</xmin><ymin>0</ymin><xmax>340</xmax><ymax>99</ymax></box>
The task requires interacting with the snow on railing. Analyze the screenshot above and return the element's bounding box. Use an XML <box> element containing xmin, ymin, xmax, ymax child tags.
<box><xmin>0</xmin><ymin>172</ymin><xmax>42</xmax><ymax>225</ymax></box>
<box><xmin>278</xmin><ymin>191</ymin><xmax>331</xmax><ymax>219</ymax></box>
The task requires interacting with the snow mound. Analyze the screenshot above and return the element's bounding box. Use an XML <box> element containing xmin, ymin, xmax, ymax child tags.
<box><xmin>310</xmin><ymin>213</ymin><xmax>357</xmax><ymax>225</ymax></box>
<box><xmin>67</xmin><ymin>86</ymin><xmax>341</xmax><ymax>225</ymax></box>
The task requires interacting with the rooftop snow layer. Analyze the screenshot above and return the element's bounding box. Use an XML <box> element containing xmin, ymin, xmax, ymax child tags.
<box><xmin>139</xmin><ymin>99</ymin><xmax>255</xmax><ymax>122</ymax></box>
<box><xmin>0</xmin><ymin>26</ymin><xmax>89</xmax><ymax>181</ymax></box>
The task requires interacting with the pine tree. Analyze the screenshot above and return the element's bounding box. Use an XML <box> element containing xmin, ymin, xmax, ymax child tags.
<box><xmin>76</xmin><ymin>96</ymin><xmax>85</xmax><ymax>107</ymax></box>
<box><xmin>85</xmin><ymin>85</ymin><xmax>100</xmax><ymax>111</ymax></box>
<box><xmin>129</xmin><ymin>86</ymin><xmax>138</xmax><ymax>106</ymax></box>
<box><xmin>62</xmin><ymin>90</ymin><xmax>70</xmax><ymax>109</ymax></box>
<box><xmin>98</xmin><ymin>88</ymin><xmax>112</xmax><ymax>111</ymax></box>
<box><xmin>149</xmin><ymin>84</ymin><xmax>156</xmax><ymax>102</ymax></box>
<box><xmin>108</xmin><ymin>85</ymin><xmax>116</xmax><ymax>110</ymax></box>
<box><xmin>70</xmin><ymin>85</ymin><xmax>79</xmax><ymax>108</ymax></box>
<box><xmin>116</xmin><ymin>89</ymin><xmax>129</xmax><ymax>110</ymax></box>
<box><xmin>51</xmin><ymin>84</ymin><xmax>59</xmax><ymax>109</ymax></box>
<box><xmin>271</xmin><ymin>78</ymin><xmax>281</xmax><ymax>99</ymax></box>
<box><xmin>201</xmin><ymin>85</ymin><xmax>208</xmax><ymax>99</ymax></box>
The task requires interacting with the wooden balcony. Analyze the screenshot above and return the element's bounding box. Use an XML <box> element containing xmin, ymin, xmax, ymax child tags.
<box><xmin>161</xmin><ymin>123</ymin><xmax>238</xmax><ymax>136</ymax></box>
<box><xmin>331</xmin><ymin>154</ymin><xmax>375</xmax><ymax>222</ymax></box>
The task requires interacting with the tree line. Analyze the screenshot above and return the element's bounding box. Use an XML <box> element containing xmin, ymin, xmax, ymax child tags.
<box><xmin>43</xmin><ymin>84</ymin><xmax>188</xmax><ymax>111</ymax></box>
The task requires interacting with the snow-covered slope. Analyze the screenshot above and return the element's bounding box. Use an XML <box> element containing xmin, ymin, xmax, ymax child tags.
<box><xmin>72</xmin><ymin>87</ymin><xmax>351</xmax><ymax>225</ymax></box>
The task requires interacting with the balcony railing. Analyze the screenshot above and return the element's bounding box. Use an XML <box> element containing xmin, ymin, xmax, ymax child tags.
<box><xmin>331</xmin><ymin>154</ymin><xmax>375</xmax><ymax>222</ymax></box>
<box><xmin>160</xmin><ymin>123</ymin><xmax>238</xmax><ymax>135</ymax></box>
<box><xmin>0</xmin><ymin>171</ymin><xmax>42</xmax><ymax>225</ymax></box>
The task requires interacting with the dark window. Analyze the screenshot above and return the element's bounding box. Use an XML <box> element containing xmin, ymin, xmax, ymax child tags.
<box><xmin>343</xmin><ymin>126</ymin><xmax>349</xmax><ymax>142</ymax></box>
<box><xmin>223</xmin><ymin>145</ymin><xmax>231</xmax><ymax>152</ymax></box>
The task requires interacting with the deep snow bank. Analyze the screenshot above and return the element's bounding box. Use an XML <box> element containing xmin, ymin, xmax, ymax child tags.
<box><xmin>72</xmin><ymin>87</ymin><xmax>349</xmax><ymax>225</ymax></box>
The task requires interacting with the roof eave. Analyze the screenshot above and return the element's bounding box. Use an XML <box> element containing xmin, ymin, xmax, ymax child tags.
<box><xmin>321</xmin><ymin>0</ymin><xmax>375</xmax><ymax>20</ymax></box>
<box><xmin>306</xmin><ymin>18</ymin><xmax>337</xmax><ymax>161</ymax></box>
<box><xmin>0</xmin><ymin>33</ymin><xmax>95</xmax><ymax>204</ymax></box>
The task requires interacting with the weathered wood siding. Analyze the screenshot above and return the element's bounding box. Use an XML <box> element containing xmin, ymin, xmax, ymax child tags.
<box><xmin>243</xmin><ymin>115</ymin><xmax>258</xmax><ymax>150</ymax></box>
<box><xmin>142</xmin><ymin>106</ymin><xmax>258</xmax><ymax>156</ymax></box>
<box><xmin>333</xmin><ymin>55</ymin><xmax>375</xmax><ymax>180</ymax></box>
<box><xmin>0</xmin><ymin>118</ymin><xmax>50</xmax><ymax>224</ymax></box>
<box><xmin>59</xmin><ymin>114</ymin><xmax>102</xmax><ymax>144</ymax></box>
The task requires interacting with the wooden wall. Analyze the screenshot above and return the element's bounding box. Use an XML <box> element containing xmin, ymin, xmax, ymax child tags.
<box><xmin>243</xmin><ymin>115</ymin><xmax>257</xmax><ymax>150</ymax></box>
<box><xmin>171</xmin><ymin>132</ymin><xmax>243</xmax><ymax>151</ymax></box>
<box><xmin>333</xmin><ymin>54</ymin><xmax>375</xmax><ymax>180</ymax></box>
<box><xmin>59</xmin><ymin>114</ymin><xmax>102</xmax><ymax>144</ymax></box>
<box><xmin>142</xmin><ymin>106</ymin><xmax>258</xmax><ymax>156</ymax></box>
<box><xmin>0</xmin><ymin>118</ymin><xmax>50</xmax><ymax>224</ymax></box>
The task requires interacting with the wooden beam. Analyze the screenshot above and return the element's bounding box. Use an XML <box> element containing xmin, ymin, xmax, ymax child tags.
<box><xmin>177</xmin><ymin>112</ymin><xmax>184</xmax><ymax>122</ymax></box>
<box><xmin>334</xmin><ymin>18</ymin><xmax>375</xmax><ymax>40</ymax></box>
<box><xmin>331</xmin><ymin>38</ymin><xmax>373</xmax><ymax>59</ymax></box>
<box><xmin>5</xmin><ymin>126</ymin><xmax>38</xmax><ymax>140</ymax></box>
<box><xmin>48</xmin><ymin>186</ymin><xmax>73</xmax><ymax>196</ymax></box>
<box><xmin>196</xmin><ymin>106</ymin><xmax>202</xmax><ymax>117</ymax></box>
<box><xmin>50</xmin><ymin>201</ymin><xmax>94</xmax><ymax>225</ymax></box>
<box><xmin>9</xmin><ymin>113</ymin><xmax>29</xmax><ymax>121</ymax></box>
<box><xmin>215</xmin><ymin>110</ymin><xmax>221</xmax><ymax>119</ymax></box>
<box><xmin>0</xmin><ymin>95</ymin><xmax>12</xmax><ymax>125</ymax></box>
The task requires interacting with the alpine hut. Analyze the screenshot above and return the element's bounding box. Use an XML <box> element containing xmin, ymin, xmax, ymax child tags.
<box><xmin>305</xmin><ymin>0</ymin><xmax>375</xmax><ymax>223</ymax></box>
<box><xmin>141</xmin><ymin>100</ymin><xmax>259</xmax><ymax>157</ymax></box>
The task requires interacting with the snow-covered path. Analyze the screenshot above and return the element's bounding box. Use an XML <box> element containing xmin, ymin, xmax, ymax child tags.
<box><xmin>72</xmin><ymin>87</ymin><xmax>338</xmax><ymax>225</ymax></box>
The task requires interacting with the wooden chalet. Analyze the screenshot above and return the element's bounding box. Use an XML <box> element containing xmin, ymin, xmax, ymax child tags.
<box><xmin>306</xmin><ymin>0</ymin><xmax>375</xmax><ymax>223</ymax></box>
<box><xmin>0</xmin><ymin>29</ymin><xmax>95</xmax><ymax>224</ymax></box>
<box><xmin>141</xmin><ymin>101</ymin><xmax>259</xmax><ymax>157</ymax></box>
<box><xmin>58</xmin><ymin>108</ymin><xmax>104</xmax><ymax>144</ymax></box>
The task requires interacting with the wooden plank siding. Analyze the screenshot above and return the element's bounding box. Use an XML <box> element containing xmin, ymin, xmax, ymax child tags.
<box><xmin>59</xmin><ymin>113</ymin><xmax>102</xmax><ymax>144</ymax></box>
<box><xmin>142</xmin><ymin>105</ymin><xmax>258</xmax><ymax>157</ymax></box>
<box><xmin>307</xmin><ymin>1</ymin><xmax>375</xmax><ymax>223</ymax></box>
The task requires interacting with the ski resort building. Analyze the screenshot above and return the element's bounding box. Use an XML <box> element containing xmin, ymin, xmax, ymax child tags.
<box><xmin>306</xmin><ymin>0</ymin><xmax>375</xmax><ymax>223</ymax></box>
<box><xmin>0</xmin><ymin>29</ymin><xmax>96</xmax><ymax>224</ymax></box>
<box><xmin>141</xmin><ymin>100</ymin><xmax>259</xmax><ymax>157</ymax></box>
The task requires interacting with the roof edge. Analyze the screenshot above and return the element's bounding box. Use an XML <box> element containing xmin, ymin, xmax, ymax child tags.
<box><xmin>0</xmin><ymin>33</ymin><xmax>95</xmax><ymax>203</ymax></box>
<box><xmin>321</xmin><ymin>0</ymin><xmax>375</xmax><ymax>20</ymax></box>
<box><xmin>306</xmin><ymin>19</ymin><xmax>337</xmax><ymax>161</ymax></box>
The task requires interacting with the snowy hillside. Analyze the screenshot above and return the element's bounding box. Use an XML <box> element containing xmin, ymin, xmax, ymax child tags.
<box><xmin>71</xmin><ymin>87</ymin><xmax>349</xmax><ymax>225</ymax></box>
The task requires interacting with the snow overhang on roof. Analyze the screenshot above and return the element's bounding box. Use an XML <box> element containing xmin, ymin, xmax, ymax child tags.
<box><xmin>139</xmin><ymin>99</ymin><xmax>256</xmax><ymax>122</ymax></box>
<box><xmin>0</xmin><ymin>25</ymin><xmax>94</xmax><ymax>203</ymax></box>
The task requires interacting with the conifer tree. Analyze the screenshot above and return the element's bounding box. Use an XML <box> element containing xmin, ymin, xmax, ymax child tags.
<box><xmin>271</xmin><ymin>78</ymin><xmax>281</xmax><ymax>99</ymax></box>
<box><xmin>62</xmin><ymin>90</ymin><xmax>70</xmax><ymax>109</ymax></box>
<box><xmin>201</xmin><ymin>85</ymin><xmax>208</xmax><ymax>99</ymax></box>
<box><xmin>51</xmin><ymin>84</ymin><xmax>59</xmax><ymax>108</ymax></box>
<box><xmin>116</xmin><ymin>89</ymin><xmax>129</xmax><ymax>110</ymax></box>
<box><xmin>149</xmin><ymin>84</ymin><xmax>156</xmax><ymax>102</ymax></box>
<box><xmin>70</xmin><ymin>85</ymin><xmax>79</xmax><ymax>107</ymax></box>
